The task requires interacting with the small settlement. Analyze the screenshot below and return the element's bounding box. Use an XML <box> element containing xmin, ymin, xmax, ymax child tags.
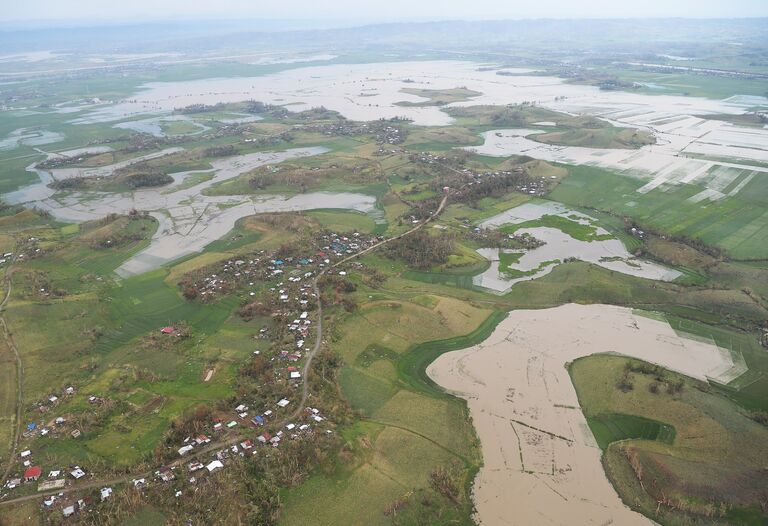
<box><xmin>0</xmin><ymin>228</ymin><xmax>382</xmax><ymax>520</ymax></box>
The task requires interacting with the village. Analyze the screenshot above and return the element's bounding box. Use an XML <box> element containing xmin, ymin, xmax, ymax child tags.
<box><xmin>0</xmin><ymin>227</ymin><xmax>385</xmax><ymax>521</ymax></box>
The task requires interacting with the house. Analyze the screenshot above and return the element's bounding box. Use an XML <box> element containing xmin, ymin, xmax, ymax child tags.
<box><xmin>63</xmin><ymin>505</ymin><xmax>76</xmax><ymax>518</ymax></box>
<box><xmin>277</xmin><ymin>399</ymin><xmax>290</xmax><ymax>408</ymax></box>
<box><xmin>206</xmin><ymin>460</ymin><xmax>224</xmax><ymax>473</ymax></box>
<box><xmin>100</xmin><ymin>487</ymin><xmax>113</xmax><ymax>501</ymax></box>
<box><xmin>178</xmin><ymin>445</ymin><xmax>194</xmax><ymax>456</ymax></box>
<box><xmin>290</xmin><ymin>371</ymin><xmax>301</xmax><ymax>380</ymax></box>
<box><xmin>24</xmin><ymin>466</ymin><xmax>42</xmax><ymax>482</ymax></box>
<box><xmin>132</xmin><ymin>478</ymin><xmax>146</xmax><ymax>487</ymax></box>
<box><xmin>70</xmin><ymin>467</ymin><xmax>86</xmax><ymax>479</ymax></box>
<box><xmin>160</xmin><ymin>327</ymin><xmax>175</xmax><ymax>334</ymax></box>
<box><xmin>158</xmin><ymin>468</ymin><xmax>175</xmax><ymax>482</ymax></box>
<box><xmin>251</xmin><ymin>415</ymin><xmax>264</xmax><ymax>426</ymax></box>
<box><xmin>20</xmin><ymin>449</ymin><xmax>31</xmax><ymax>458</ymax></box>
<box><xmin>7</xmin><ymin>478</ymin><xmax>21</xmax><ymax>490</ymax></box>
<box><xmin>188</xmin><ymin>462</ymin><xmax>204</xmax><ymax>472</ymax></box>
<box><xmin>226</xmin><ymin>420</ymin><xmax>238</xmax><ymax>428</ymax></box>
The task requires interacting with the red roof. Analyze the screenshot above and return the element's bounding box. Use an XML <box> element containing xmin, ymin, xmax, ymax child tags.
<box><xmin>161</xmin><ymin>327</ymin><xmax>175</xmax><ymax>334</ymax></box>
<box><xmin>24</xmin><ymin>466</ymin><xmax>42</xmax><ymax>479</ymax></box>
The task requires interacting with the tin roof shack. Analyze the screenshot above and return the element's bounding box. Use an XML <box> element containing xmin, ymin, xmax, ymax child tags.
<box><xmin>24</xmin><ymin>466</ymin><xmax>42</xmax><ymax>482</ymax></box>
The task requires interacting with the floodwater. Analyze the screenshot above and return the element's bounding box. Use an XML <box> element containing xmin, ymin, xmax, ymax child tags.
<box><xmin>428</xmin><ymin>303</ymin><xmax>742</xmax><ymax>526</ymax></box>
<box><xmin>4</xmin><ymin>146</ymin><xmax>378</xmax><ymax>276</ymax></box>
<box><xmin>473</xmin><ymin>203</ymin><xmax>680</xmax><ymax>293</ymax></box>
<box><xmin>0</xmin><ymin>127</ymin><xmax>64</xmax><ymax>151</ymax></box>
<box><xmin>469</xmin><ymin>128</ymin><xmax>768</xmax><ymax>202</ymax></box>
<box><xmin>73</xmin><ymin>61</ymin><xmax>760</xmax><ymax>128</ymax></box>
<box><xmin>60</xmin><ymin>60</ymin><xmax>765</xmax><ymax>203</ymax></box>
<box><xmin>114</xmin><ymin>115</ymin><xmax>210</xmax><ymax>137</ymax></box>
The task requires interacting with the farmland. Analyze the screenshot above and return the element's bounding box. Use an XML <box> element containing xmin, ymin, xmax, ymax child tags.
<box><xmin>550</xmin><ymin>164</ymin><xmax>768</xmax><ymax>260</ymax></box>
<box><xmin>0</xmin><ymin>25</ymin><xmax>766</xmax><ymax>526</ymax></box>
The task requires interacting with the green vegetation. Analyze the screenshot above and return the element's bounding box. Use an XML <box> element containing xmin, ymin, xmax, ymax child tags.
<box><xmin>586</xmin><ymin>413</ymin><xmax>676</xmax><ymax>450</ymax></box>
<box><xmin>0</xmin><ymin>48</ymin><xmax>767</xmax><ymax>526</ymax></box>
<box><xmin>396</xmin><ymin>87</ymin><xmax>481</xmax><ymax>107</ymax></box>
<box><xmin>550</xmin><ymin>164</ymin><xmax>768</xmax><ymax>260</ymax></box>
<box><xmin>571</xmin><ymin>355</ymin><xmax>768</xmax><ymax>525</ymax></box>
<box><xmin>535</xmin><ymin>125</ymin><xmax>655</xmax><ymax>149</ymax></box>
<box><xmin>499</xmin><ymin>213</ymin><xmax>614</xmax><ymax>242</ymax></box>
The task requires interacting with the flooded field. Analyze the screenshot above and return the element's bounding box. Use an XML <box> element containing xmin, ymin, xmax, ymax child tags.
<box><xmin>470</xmin><ymin>128</ymin><xmax>768</xmax><ymax>202</ymax></box>
<box><xmin>114</xmin><ymin>115</ymin><xmax>211</xmax><ymax>137</ymax></box>
<box><xmin>71</xmin><ymin>61</ymin><xmax>760</xmax><ymax>128</ymax></box>
<box><xmin>5</xmin><ymin>146</ymin><xmax>378</xmax><ymax>276</ymax></box>
<box><xmin>0</xmin><ymin>127</ymin><xmax>64</xmax><ymax>151</ymax></box>
<box><xmin>51</xmin><ymin>60</ymin><xmax>765</xmax><ymax>206</ymax></box>
<box><xmin>428</xmin><ymin>303</ymin><xmax>743</xmax><ymax>526</ymax></box>
<box><xmin>473</xmin><ymin>202</ymin><xmax>680</xmax><ymax>293</ymax></box>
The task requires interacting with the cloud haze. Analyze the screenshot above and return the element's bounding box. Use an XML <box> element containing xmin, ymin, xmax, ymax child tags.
<box><xmin>3</xmin><ymin>0</ymin><xmax>768</xmax><ymax>23</ymax></box>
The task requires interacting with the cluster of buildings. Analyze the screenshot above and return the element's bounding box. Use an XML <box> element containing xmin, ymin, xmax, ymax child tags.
<box><xmin>188</xmin><ymin>231</ymin><xmax>382</xmax><ymax>302</ymax></box>
<box><xmin>24</xmin><ymin>386</ymin><xmax>82</xmax><ymax>440</ymax></box>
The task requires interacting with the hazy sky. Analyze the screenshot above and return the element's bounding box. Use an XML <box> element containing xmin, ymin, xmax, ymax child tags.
<box><xmin>3</xmin><ymin>0</ymin><xmax>768</xmax><ymax>23</ymax></box>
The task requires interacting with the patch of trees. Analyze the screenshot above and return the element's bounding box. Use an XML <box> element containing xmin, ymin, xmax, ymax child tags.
<box><xmin>623</xmin><ymin>361</ymin><xmax>685</xmax><ymax>395</ymax></box>
<box><xmin>245</xmin><ymin>100</ymin><xmax>283</xmax><ymax>114</ymax></box>
<box><xmin>386</xmin><ymin>230</ymin><xmax>455</xmax><ymax>270</ymax></box>
<box><xmin>623</xmin><ymin>218</ymin><xmax>726</xmax><ymax>260</ymax></box>
<box><xmin>124</xmin><ymin>134</ymin><xmax>169</xmax><ymax>153</ymax></box>
<box><xmin>124</xmin><ymin>171</ymin><xmax>173</xmax><ymax>188</ymax></box>
<box><xmin>469</xmin><ymin>227</ymin><xmax>543</xmax><ymax>250</ymax></box>
<box><xmin>446</xmin><ymin>169</ymin><xmax>534</xmax><ymax>205</ymax></box>
<box><xmin>249</xmin><ymin>172</ymin><xmax>276</xmax><ymax>190</ymax></box>
<box><xmin>0</xmin><ymin>199</ymin><xmax>22</xmax><ymax>216</ymax></box>
<box><xmin>204</xmin><ymin>145</ymin><xmax>237</xmax><ymax>157</ymax></box>
<box><xmin>238</xmin><ymin>300</ymin><xmax>274</xmax><ymax>321</ymax></box>
<box><xmin>175</xmin><ymin>102</ymin><xmax>228</xmax><ymax>114</ymax></box>
<box><xmin>320</xmin><ymin>275</ymin><xmax>358</xmax><ymax>312</ymax></box>
<box><xmin>49</xmin><ymin>176</ymin><xmax>88</xmax><ymax>190</ymax></box>
<box><xmin>747</xmin><ymin>410</ymin><xmax>768</xmax><ymax>427</ymax></box>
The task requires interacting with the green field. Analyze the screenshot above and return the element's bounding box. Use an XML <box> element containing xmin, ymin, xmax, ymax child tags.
<box><xmin>586</xmin><ymin>413</ymin><xmax>676</xmax><ymax>450</ymax></box>
<box><xmin>550</xmin><ymin>164</ymin><xmax>768</xmax><ymax>260</ymax></box>
<box><xmin>571</xmin><ymin>355</ymin><xmax>768</xmax><ymax>525</ymax></box>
